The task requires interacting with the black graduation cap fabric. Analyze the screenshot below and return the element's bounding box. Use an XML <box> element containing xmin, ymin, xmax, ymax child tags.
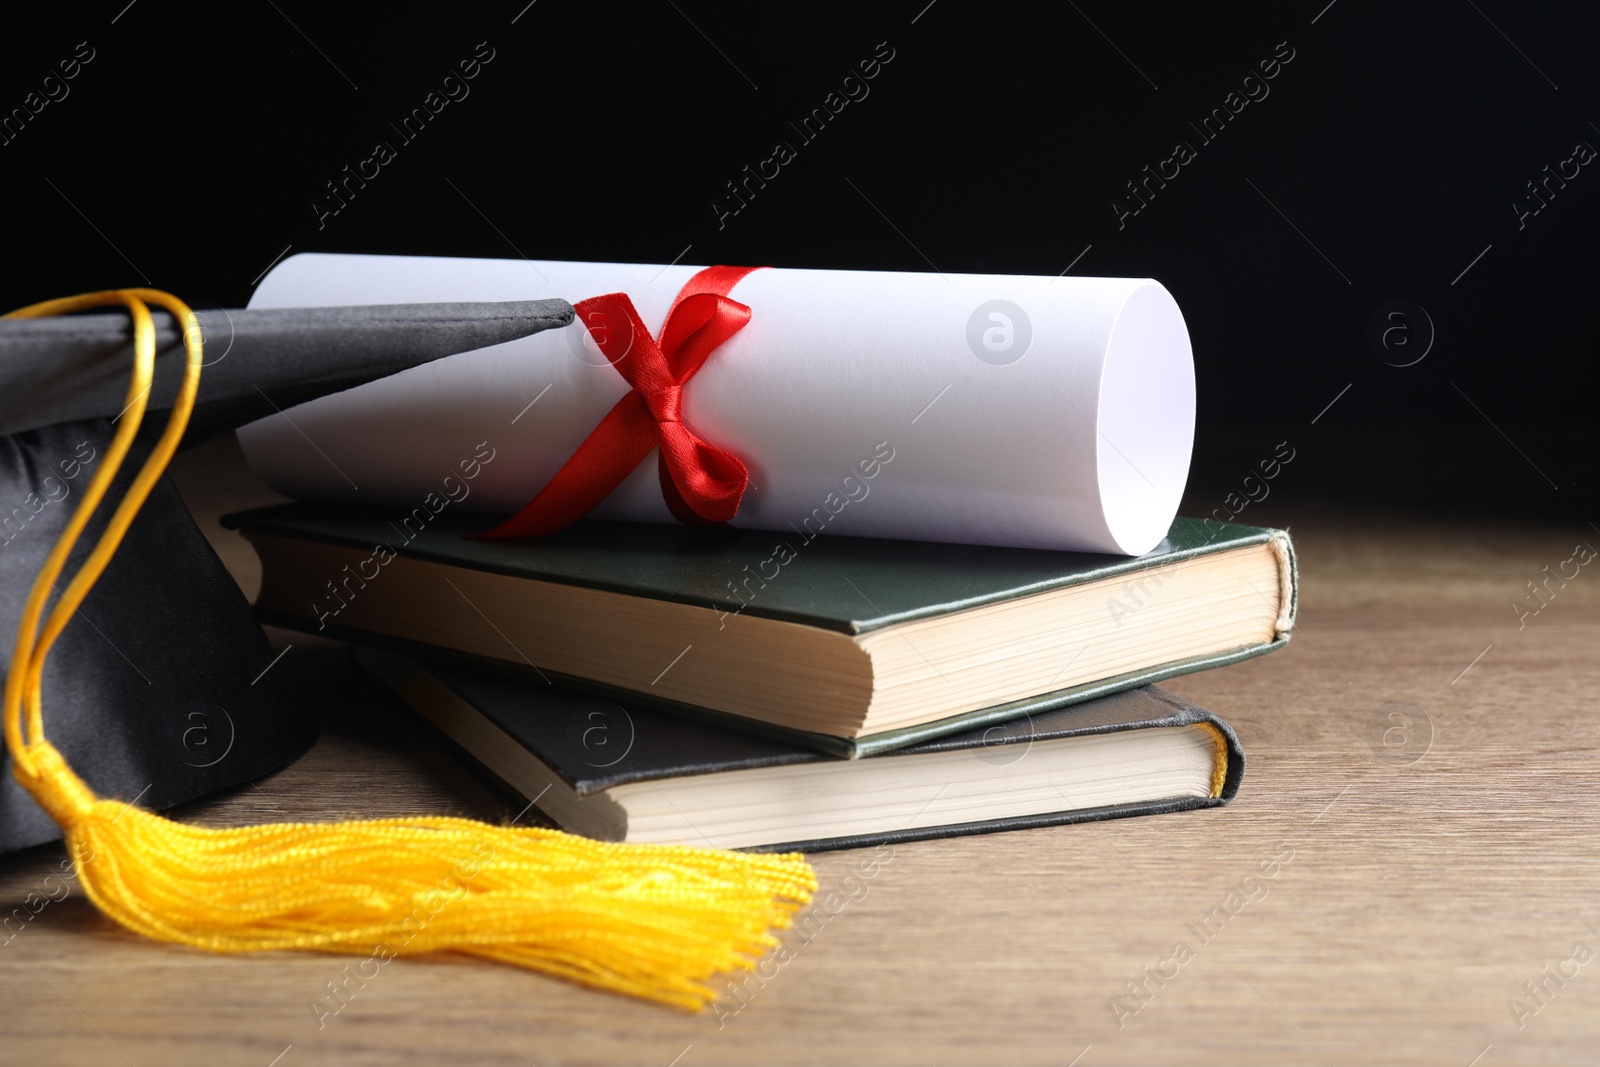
<box><xmin>0</xmin><ymin>298</ymin><xmax>573</xmax><ymax>851</ymax></box>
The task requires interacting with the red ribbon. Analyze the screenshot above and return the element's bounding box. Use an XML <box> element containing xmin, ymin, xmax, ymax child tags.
<box><xmin>479</xmin><ymin>264</ymin><xmax>764</xmax><ymax>539</ymax></box>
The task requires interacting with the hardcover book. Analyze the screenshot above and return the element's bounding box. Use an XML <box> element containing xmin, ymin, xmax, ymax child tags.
<box><xmin>227</xmin><ymin>506</ymin><xmax>1295</xmax><ymax>756</ymax></box>
<box><xmin>358</xmin><ymin>649</ymin><xmax>1246</xmax><ymax>853</ymax></box>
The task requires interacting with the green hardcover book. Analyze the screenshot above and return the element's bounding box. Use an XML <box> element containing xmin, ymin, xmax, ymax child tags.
<box><xmin>225</xmin><ymin>507</ymin><xmax>1296</xmax><ymax>757</ymax></box>
<box><xmin>356</xmin><ymin>649</ymin><xmax>1246</xmax><ymax>853</ymax></box>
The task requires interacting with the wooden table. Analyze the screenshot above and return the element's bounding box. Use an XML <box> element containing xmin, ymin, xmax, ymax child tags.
<box><xmin>3</xmin><ymin>437</ymin><xmax>1597</xmax><ymax>1066</ymax></box>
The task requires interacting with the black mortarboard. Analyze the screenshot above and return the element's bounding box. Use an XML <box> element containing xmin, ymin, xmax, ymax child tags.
<box><xmin>0</xmin><ymin>298</ymin><xmax>573</xmax><ymax>851</ymax></box>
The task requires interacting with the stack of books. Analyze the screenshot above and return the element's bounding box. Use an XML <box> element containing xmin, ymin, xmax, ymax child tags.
<box><xmin>226</xmin><ymin>507</ymin><xmax>1295</xmax><ymax>851</ymax></box>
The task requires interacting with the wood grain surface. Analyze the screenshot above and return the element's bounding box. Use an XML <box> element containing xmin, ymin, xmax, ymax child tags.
<box><xmin>1</xmin><ymin>435</ymin><xmax>1596</xmax><ymax>1066</ymax></box>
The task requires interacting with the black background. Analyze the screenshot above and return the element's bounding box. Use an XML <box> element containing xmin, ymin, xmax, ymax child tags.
<box><xmin>2</xmin><ymin>2</ymin><xmax>1594</xmax><ymax>517</ymax></box>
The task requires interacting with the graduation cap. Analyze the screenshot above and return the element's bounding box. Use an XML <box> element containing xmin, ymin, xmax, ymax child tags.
<box><xmin>1</xmin><ymin>288</ymin><xmax>813</xmax><ymax>1010</ymax></box>
<box><xmin>0</xmin><ymin>295</ymin><xmax>576</xmax><ymax>852</ymax></box>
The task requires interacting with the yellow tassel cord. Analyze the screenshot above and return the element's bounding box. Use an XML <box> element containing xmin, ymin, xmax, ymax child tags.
<box><xmin>1</xmin><ymin>290</ymin><xmax>816</xmax><ymax>1011</ymax></box>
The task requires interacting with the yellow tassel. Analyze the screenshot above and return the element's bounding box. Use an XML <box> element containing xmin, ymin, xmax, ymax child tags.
<box><xmin>2</xmin><ymin>290</ymin><xmax>816</xmax><ymax>1011</ymax></box>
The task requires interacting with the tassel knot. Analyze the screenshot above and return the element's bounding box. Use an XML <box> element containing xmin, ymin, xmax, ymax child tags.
<box><xmin>16</xmin><ymin>741</ymin><xmax>97</xmax><ymax>823</ymax></box>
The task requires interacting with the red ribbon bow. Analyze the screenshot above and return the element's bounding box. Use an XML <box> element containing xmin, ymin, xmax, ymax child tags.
<box><xmin>480</xmin><ymin>264</ymin><xmax>763</xmax><ymax>539</ymax></box>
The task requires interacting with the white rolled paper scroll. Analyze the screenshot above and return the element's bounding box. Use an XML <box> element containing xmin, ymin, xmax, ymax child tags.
<box><xmin>240</xmin><ymin>254</ymin><xmax>1195</xmax><ymax>555</ymax></box>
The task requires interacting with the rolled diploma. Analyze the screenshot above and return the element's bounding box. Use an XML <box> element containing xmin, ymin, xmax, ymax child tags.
<box><xmin>240</xmin><ymin>254</ymin><xmax>1194</xmax><ymax>554</ymax></box>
